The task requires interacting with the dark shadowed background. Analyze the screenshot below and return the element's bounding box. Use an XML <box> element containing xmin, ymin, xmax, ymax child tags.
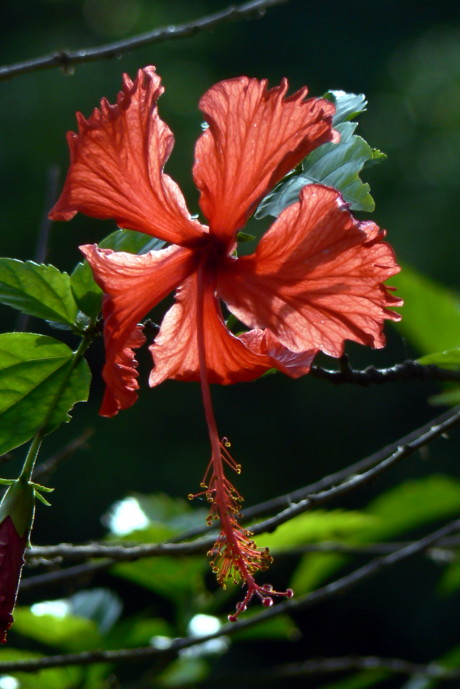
<box><xmin>1</xmin><ymin>1</ymin><xmax>460</xmax><ymax>686</ymax></box>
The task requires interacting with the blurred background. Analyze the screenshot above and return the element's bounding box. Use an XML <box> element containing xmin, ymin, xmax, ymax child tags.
<box><xmin>1</xmin><ymin>0</ymin><xmax>460</xmax><ymax>687</ymax></box>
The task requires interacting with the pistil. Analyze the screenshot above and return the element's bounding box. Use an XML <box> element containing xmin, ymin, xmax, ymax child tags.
<box><xmin>193</xmin><ymin>264</ymin><xmax>293</xmax><ymax>620</ymax></box>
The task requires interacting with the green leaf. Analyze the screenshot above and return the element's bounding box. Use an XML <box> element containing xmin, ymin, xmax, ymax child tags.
<box><xmin>0</xmin><ymin>259</ymin><xmax>78</xmax><ymax>324</ymax></box>
<box><xmin>70</xmin><ymin>260</ymin><xmax>102</xmax><ymax>320</ymax></box>
<box><xmin>327</xmin><ymin>91</ymin><xmax>384</xmax><ymax>165</ymax></box>
<box><xmin>230</xmin><ymin>613</ymin><xmax>299</xmax><ymax>641</ymax></box>
<box><xmin>112</xmin><ymin>556</ymin><xmax>206</xmax><ymax>602</ymax></box>
<box><xmin>106</xmin><ymin>493</ymin><xmax>208</xmax><ymax>540</ymax></box>
<box><xmin>326</xmin><ymin>90</ymin><xmax>368</xmax><ymax>124</ymax></box>
<box><xmin>288</xmin><ymin>477</ymin><xmax>460</xmax><ymax>595</ymax></box>
<box><xmin>256</xmin><ymin>90</ymin><xmax>383</xmax><ymax>219</ymax></box>
<box><xmin>392</xmin><ymin>265</ymin><xmax>460</xmax><ymax>405</ymax></box>
<box><xmin>392</xmin><ymin>265</ymin><xmax>460</xmax><ymax>355</ymax></box>
<box><xmin>0</xmin><ymin>333</ymin><xmax>90</xmax><ymax>454</ymax></box>
<box><xmin>399</xmin><ymin>645</ymin><xmax>460</xmax><ymax>689</ymax></box>
<box><xmin>439</xmin><ymin>554</ymin><xmax>460</xmax><ymax>595</ymax></box>
<box><xmin>318</xmin><ymin>670</ymin><xmax>390</xmax><ymax>689</ymax></box>
<box><xmin>364</xmin><ymin>474</ymin><xmax>460</xmax><ymax>541</ymax></box>
<box><xmin>418</xmin><ymin>348</ymin><xmax>460</xmax><ymax>369</ymax></box>
<box><xmin>99</xmin><ymin>228</ymin><xmax>164</xmax><ymax>254</ymax></box>
<box><xmin>256</xmin><ymin>510</ymin><xmax>373</xmax><ymax>596</ymax></box>
<box><xmin>12</xmin><ymin>606</ymin><xmax>101</xmax><ymax>652</ymax></box>
<box><xmin>133</xmin><ymin>492</ymin><xmax>208</xmax><ymax>534</ymax></box>
<box><xmin>71</xmin><ymin>229</ymin><xmax>165</xmax><ymax>319</ymax></box>
<box><xmin>68</xmin><ymin>588</ymin><xmax>122</xmax><ymax>633</ymax></box>
<box><xmin>157</xmin><ymin>656</ymin><xmax>210</xmax><ymax>687</ymax></box>
<box><xmin>429</xmin><ymin>388</ymin><xmax>460</xmax><ymax>406</ymax></box>
<box><xmin>257</xmin><ymin>509</ymin><xmax>375</xmax><ymax>551</ymax></box>
<box><xmin>290</xmin><ymin>552</ymin><xmax>346</xmax><ymax>595</ymax></box>
<box><xmin>106</xmin><ymin>616</ymin><xmax>173</xmax><ymax>649</ymax></box>
<box><xmin>0</xmin><ymin>649</ymin><xmax>80</xmax><ymax>689</ymax></box>
<box><xmin>417</xmin><ymin>350</ymin><xmax>460</xmax><ymax>405</ymax></box>
<box><xmin>256</xmin><ymin>122</ymin><xmax>379</xmax><ymax>218</ymax></box>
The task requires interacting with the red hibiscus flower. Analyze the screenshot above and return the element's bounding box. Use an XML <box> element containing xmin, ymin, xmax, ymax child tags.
<box><xmin>49</xmin><ymin>67</ymin><xmax>401</xmax><ymax>618</ymax></box>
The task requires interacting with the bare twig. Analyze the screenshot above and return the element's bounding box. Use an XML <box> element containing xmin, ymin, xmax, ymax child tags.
<box><xmin>0</xmin><ymin>453</ymin><xmax>12</xmax><ymax>466</ymax></box>
<box><xmin>20</xmin><ymin>559</ymin><xmax>112</xmax><ymax>592</ymax></box>
<box><xmin>25</xmin><ymin>530</ymin><xmax>460</xmax><ymax>593</ymax></box>
<box><xmin>21</xmin><ymin>535</ymin><xmax>459</xmax><ymax>593</ymax></box>
<box><xmin>0</xmin><ymin>0</ymin><xmax>288</xmax><ymax>81</ymax></box>
<box><xmin>32</xmin><ymin>428</ymin><xmax>93</xmax><ymax>483</ymax></box>
<box><xmin>21</xmin><ymin>398</ymin><xmax>460</xmax><ymax>609</ymax></box>
<box><xmin>272</xmin><ymin>537</ymin><xmax>460</xmax><ymax>558</ymax></box>
<box><xmin>209</xmin><ymin>517</ymin><xmax>460</xmax><ymax>640</ymax></box>
<box><xmin>25</xmin><ymin>405</ymin><xmax>460</xmax><ymax>566</ymax></box>
<box><xmin>248</xmin><ymin>404</ymin><xmax>460</xmax><ymax>536</ymax></box>
<box><xmin>27</xmin><ymin>537</ymin><xmax>209</xmax><ymax>563</ymax></box>
<box><xmin>204</xmin><ymin>655</ymin><xmax>460</xmax><ymax>684</ymax></box>
<box><xmin>311</xmin><ymin>357</ymin><xmax>460</xmax><ymax>386</ymax></box>
<box><xmin>173</xmin><ymin>402</ymin><xmax>460</xmax><ymax>542</ymax></box>
<box><xmin>15</xmin><ymin>164</ymin><xmax>61</xmax><ymax>331</ymax></box>
<box><xmin>5</xmin><ymin>518</ymin><xmax>460</xmax><ymax>673</ymax></box>
<box><xmin>34</xmin><ymin>164</ymin><xmax>60</xmax><ymax>265</ymax></box>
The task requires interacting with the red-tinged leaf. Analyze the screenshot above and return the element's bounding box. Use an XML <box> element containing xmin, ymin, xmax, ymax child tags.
<box><xmin>0</xmin><ymin>517</ymin><xmax>28</xmax><ymax>643</ymax></box>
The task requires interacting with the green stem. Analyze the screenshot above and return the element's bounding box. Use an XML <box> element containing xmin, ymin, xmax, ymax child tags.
<box><xmin>19</xmin><ymin>435</ymin><xmax>43</xmax><ymax>484</ymax></box>
<box><xmin>18</xmin><ymin>328</ymin><xmax>95</xmax><ymax>483</ymax></box>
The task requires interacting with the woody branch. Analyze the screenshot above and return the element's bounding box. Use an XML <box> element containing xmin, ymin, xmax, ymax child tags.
<box><xmin>4</xmin><ymin>517</ymin><xmax>460</xmax><ymax>674</ymax></box>
<box><xmin>23</xmin><ymin>404</ymin><xmax>460</xmax><ymax>576</ymax></box>
<box><xmin>311</xmin><ymin>355</ymin><xmax>460</xmax><ymax>385</ymax></box>
<box><xmin>0</xmin><ymin>0</ymin><xmax>288</xmax><ymax>81</ymax></box>
<box><xmin>201</xmin><ymin>655</ymin><xmax>460</xmax><ymax>684</ymax></box>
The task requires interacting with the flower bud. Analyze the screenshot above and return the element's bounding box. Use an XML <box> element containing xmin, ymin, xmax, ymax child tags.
<box><xmin>0</xmin><ymin>480</ymin><xmax>35</xmax><ymax>643</ymax></box>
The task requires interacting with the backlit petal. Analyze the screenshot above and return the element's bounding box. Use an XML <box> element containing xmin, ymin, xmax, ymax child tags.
<box><xmin>99</xmin><ymin>325</ymin><xmax>146</xmax><ymax>417</ymax></box>
<box><xmin>193</xmin><ymin>77</ymin><xmax>337</xmax><ymax>240</ymax></box>
<box><xmin>219</xmin><ymin>185</ymin><xmax>402</xmax><ymax>358</ymax></box>
<box><xmin>81</xmin><ymin>243</ymin><xmax>197</xmax><ymax>415</ymax></box>
<box><xmin>149</xmin><ymin>273</ymin><xmax>273</xmax><ymax>386</ymax></box>
<box><xmin>239</xmin><ymin>329</ymin><xmax>317</xmax><ymax>378</ymax></box>
<box><xmin>50</xmin><ymin>66</ymin><xmax>203</xmax><ymax>246</ymax></box>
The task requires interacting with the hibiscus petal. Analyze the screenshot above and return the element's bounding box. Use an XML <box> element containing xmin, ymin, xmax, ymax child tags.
<box><xmin>99</xmin><ymin>325</ymin><xmax>146</xmax><ymax>417</ymax></box>
<box><xmin>50</xmin><ymin>66</ymin><xmax>203</xmax><ymax>246</ymax></box>
<box><xmin>81</xmin><ymin>243</ymin><xmax>197</xmax><ymax>415</ymax></box>
<box><xmin>193</xmin><ymin>77</ymin><xmax>337</xmax><ymax>240</ymax></box>
<box><xmin>218</xmin><ymin>185</ymin><xmax>402</xmax><ymax>358</ymax></box>
<box><xmin>240</xmin><ymin>329</ymin><xmax>317</xmax><ymax>378</ymax></box>
<box><xmin>149</xmin><ymin>273</ymin><xmax>273</xmax><ymax>386</ymax></box>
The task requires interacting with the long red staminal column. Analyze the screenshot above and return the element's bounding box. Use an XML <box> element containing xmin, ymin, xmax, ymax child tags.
<box><xmin>194</xmin><ymin>264</ymin><xmax>293</xmax><ymax>621</ymax></box>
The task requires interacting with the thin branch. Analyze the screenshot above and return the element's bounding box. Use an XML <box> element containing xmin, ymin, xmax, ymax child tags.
<box><xmin>311</xmin><ymin>357</ymin><xmax>460</xmax><ymax>386</ymax></box>
<box><xmin>15</xmin><ymin>164</ymin><xmax>61</xmax><ymax>332</ymax></box>
<box><xmin>174</xmin><ymin>402</ymin><xmax>460</xmax><ymax>540</ymax></box>
<box><xmin>0</xmin><ymin>0</ymin><xmax>288</xmax><ymax>81</ymax></box>
<box><xmin>34</xmin><ymin>164</ymin><xmax>61</xmax><ymax>264</ymax></box>
<box><xmin>210</xmin><ymin>517</ymin><xmax>460</xmax><ymax>637</ymax></box>
<box><xmin>32</xmin><ymin>428</ymin><xmax>93</xmax><ymax>483</ymax></box>
<box><xmin>20</xmin><ymin>559</ymin><xmax>112</xmax><ymax>592</ymax></box>
<box><xmin>0</xmin><ymin>453</ymin><xmax>12</xmax><ymax>466</ymax></box>
<box><xmin>22</xmin><ymin>535</ymin><xmax>459</xmax><ymax>593</ymax></box>
<box><xmin>204</xmin><ymin>655</ymin><xmax>460</xmax><ymax>684</ymax></box>
<box><xmin>273</xmin><ymin>538</ymin><xmax>460</xmax><ymax>558</ymax></box>
<box><xmin>25</xmin><ymin>529</ymin><xmax>460</xmax><ymax>593</ymax></box>
<box><xmin>26</xmin><ymin>536</ymin><xmax>209</xmax><ymax>564</ymax></box>
<box><xmin>25</xmin><ymin>405</ymin><xmax>460</xmax><ymax>564</ymax></box>
<box><xmin>5</xmin><ymin>518</ymin><xmax>460</xmax><ymax>673</ymax></box>
<box><xmin>239</xmin><ymin>402</ymin><xmax>460</xmax><ymax>537</ymax></box>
